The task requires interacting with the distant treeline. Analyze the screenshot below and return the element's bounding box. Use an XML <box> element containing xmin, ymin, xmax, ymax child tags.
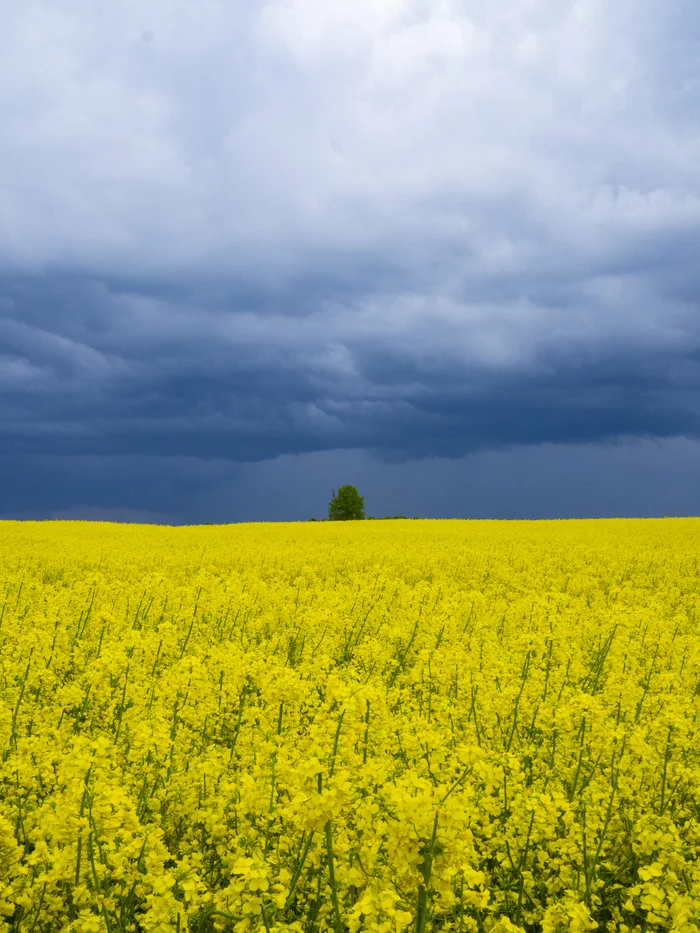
<box><xmin>310</xmin><ymin>515</ymin><xmax>421</xmax><ymax>521</ymax></box>
<box><xmin>319</xmin><ymin>486</ymin><xmax>420</xmax><ymax>521</ymax></box>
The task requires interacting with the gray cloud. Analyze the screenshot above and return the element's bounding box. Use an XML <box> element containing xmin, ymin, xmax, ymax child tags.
<box><xmin>3</xmin><ymin>440</ymin><xmax>700</xmax><ymax>523</ymax></box>
<box><xmin>1</xmin><ymin>1</ymin><xmax>700</xmax><ymax>518</ymax></box>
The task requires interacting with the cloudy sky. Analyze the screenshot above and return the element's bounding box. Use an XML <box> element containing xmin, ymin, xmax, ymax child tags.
<box><xmin>2</xmin><ymin>0</ymin><xmax>700</xmax><ymax>523</ymax></box>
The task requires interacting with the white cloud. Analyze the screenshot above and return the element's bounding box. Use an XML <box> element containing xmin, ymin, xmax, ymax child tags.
<box><xmin>1</xmin><ymin>0</ymin><xmax>698</xmax><ymax>277</ymax></box>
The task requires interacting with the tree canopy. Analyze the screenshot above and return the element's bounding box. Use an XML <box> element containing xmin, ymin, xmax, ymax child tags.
<box><xmin>328</xmin><ymin>485</ymin><xmax>365</xmax><ymax>521</ymax></box>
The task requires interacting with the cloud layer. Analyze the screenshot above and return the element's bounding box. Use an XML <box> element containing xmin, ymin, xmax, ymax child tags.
<box><xmin>1</xmin><ymin>0</ymin><xmax>700</xmax><ymax>516</ymax></box>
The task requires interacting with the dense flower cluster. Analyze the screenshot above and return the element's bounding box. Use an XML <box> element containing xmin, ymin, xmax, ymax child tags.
<box><xmin>0</xmin><ymin>518</ymin><xmax>699</xmax><ymax>933</ymax></box>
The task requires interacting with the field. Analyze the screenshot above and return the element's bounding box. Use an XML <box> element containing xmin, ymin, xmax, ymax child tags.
<box><xmin>0</xmin><ymin>519</ymin><xmax>699</xmax><ymax>933</ymax></box>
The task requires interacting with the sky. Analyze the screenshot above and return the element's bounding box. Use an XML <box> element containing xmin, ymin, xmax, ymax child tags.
<box><xmin>1</xmin><ymin>0</ymin><xmax>700</xmax><ymax>523</ymax></box>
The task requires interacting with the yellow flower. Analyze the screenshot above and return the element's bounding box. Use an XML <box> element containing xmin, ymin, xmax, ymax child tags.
<box><xmin>0</xmin><ymin>517</ymin><xmax>699</xmax><ymax>932</ymax></box>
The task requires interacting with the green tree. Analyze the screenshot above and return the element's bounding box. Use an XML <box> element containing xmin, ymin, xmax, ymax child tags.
<box><xmin>328</xmin><ymin>486</ymin><xmax>365</xmax><ymax>521</ymax></box>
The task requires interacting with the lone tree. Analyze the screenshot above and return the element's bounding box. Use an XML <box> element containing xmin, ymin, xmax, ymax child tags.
<box><xmin>328</xmin><ymin>485</ymin><xmax>365</xmax><ymax>521</ymax></box>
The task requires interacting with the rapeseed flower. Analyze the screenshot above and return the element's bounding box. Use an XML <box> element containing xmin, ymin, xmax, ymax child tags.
<box><xmin>0</xmin><ymin>517</ymin><xmax>699</xmax><ymax>931</ymax></box>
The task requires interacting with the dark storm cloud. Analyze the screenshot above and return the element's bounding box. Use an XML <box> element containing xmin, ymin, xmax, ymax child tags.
<box><xmin>1</xmin><ymin>0</ymin><xmax>700</xmax><ymax>518</ymax></box>
<box><xmin>2</xmin><ymin>271</ymin><xmax>700</xmax><ymax>467</ymax></box>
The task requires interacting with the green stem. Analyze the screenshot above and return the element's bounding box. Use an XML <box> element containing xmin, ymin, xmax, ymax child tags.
<box><xmin>415</xmin><ymin>812</ymin><xmax>439</xmax><ymax>933</ymax></box>
<box><xmin>325</xmin><ymin>819</ymin><xmax>343</xmax><ymax>933</ymax></box>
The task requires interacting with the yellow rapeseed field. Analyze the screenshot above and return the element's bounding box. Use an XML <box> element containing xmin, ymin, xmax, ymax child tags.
<box><xmin>0</xmin><ymin>518</ymin><xmax>699</xmax><ymax>933</ymax></box>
